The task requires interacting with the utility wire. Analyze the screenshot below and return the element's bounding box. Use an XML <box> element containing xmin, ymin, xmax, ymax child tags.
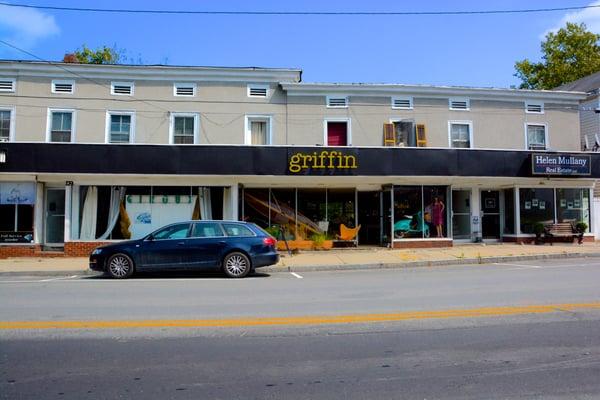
<box><xmin>0</xmin><ymin>2</ymin><xmax>598</xmax><ymax>16</ymax></box>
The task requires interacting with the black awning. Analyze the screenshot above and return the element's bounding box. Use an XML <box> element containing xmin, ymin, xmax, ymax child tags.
<box><xmin>0</xmin><ymin>143</ymin><xmax>597</xmax><ymax>178</ymax></box>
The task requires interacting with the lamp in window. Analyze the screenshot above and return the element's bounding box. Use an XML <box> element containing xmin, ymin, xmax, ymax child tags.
<box><xmin>0</xmin><ymin>149</ymin><xmax>6</xmax><ymax>164</ymax></box>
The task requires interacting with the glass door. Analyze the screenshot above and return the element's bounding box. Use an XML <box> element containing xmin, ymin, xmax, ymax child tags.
<box><xmin>452</xmin><ymin>190</ymin><xmax>471</xmax><ymax>240</ymax></box>
<box><xmin>45</xmin><ymin>188</ymin><xmax>65</xmax><ymax>245</ymax></box>
<box><xmin>481</xmin><ymin>190</ymin><xmax>500</xmax><ymax>239</ymax></box>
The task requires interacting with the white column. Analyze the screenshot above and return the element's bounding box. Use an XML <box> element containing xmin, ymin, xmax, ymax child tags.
<box><xmin>33</xmin><ymin>182</ymin><xmax>44</xmax><ymax>244</ymax></box>
<box><xmin>471</xmin><ymin>188</ymin><xmax>481</xmax><ymax>241</ymax></box>
<box><xmin>228</xmin><ymin>184</ymin><xmax>239</xmax><ymax>220</ymax></box>
<box><xmin>64</xmin><ymin>184</ymin><xmax>72</xmax><ymax>243</ymax></box>
<box><xmin>71</xmin><ymin>184</ymin><xmax>80</xmax><ymax>240</ymax></box>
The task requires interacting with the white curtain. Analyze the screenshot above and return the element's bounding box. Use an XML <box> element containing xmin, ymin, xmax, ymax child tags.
<box><xmin>98</xmin><ymin>187</ymin><xmax>125</xmax><ymax>240</ymax></box>
<box><xmin>199</xmin><ymin>187</ymin><xmax>212</xmax><ymax>220</ymax></box>
<box><xmin>250</xmin><ymin>121</ymin><xmax>267</xmax><ymax>145</ymax></box>
<box><xmin>79</xmin><ymin>186</ymin><xmax>98</xmax><ymax>240</ymax></box>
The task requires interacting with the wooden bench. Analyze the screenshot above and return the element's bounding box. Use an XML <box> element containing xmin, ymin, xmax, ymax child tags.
<box><xmin>543</xmin><ymin>222</ymin><xmax>579</xmax><ymax>245</ymax></box>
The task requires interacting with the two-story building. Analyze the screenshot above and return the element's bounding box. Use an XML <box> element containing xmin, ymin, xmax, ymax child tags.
<box><xmin>0</xmin><ymin>60</ymin><xmax>596</xmax><ymax>257</ymax></box>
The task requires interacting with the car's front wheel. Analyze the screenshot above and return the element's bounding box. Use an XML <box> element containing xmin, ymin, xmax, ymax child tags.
<box><xmin>222</xmin><ymin>252</ymin><xmax>251</xmax><ymax>278</ymax></box>
<box><xmin>106</xmin><ymin>253</ymin><xmax>135</xmax><ymax>279</ymax></box>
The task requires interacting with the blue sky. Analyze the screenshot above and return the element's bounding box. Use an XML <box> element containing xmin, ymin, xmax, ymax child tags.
<box><xmin>0</xmin><ymin>0</ymin><xmax>599</xmax><ymax>87</ymax></box>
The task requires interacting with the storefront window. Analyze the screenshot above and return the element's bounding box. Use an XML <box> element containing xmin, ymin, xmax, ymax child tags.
<box><xmin>326</xmin><ymin>189</ymin><xmax>356</xmax><ymax>238</ymax></box>
<box><xmin>556</xmin><ymin>188</ymin><xmax>590</xmax><ymax>231</ymax></box>
<box><xmin>519</xmin><ymin>188</ymin><xmax>555</xmax><ymax>233</ymax></box>
<box><xmin>394</xmin><ymin>186</ymin><xmax>424</xmax><ymax>239</ymax></box>
<box><xmin>0</xmin><ymin>182</ymin><xmax>35</xmax><ymax>243</ymax></box>
<box><xmin>296</xmin><ymin>189</ymin><xmax>326</xmax><ymax>240</ymax></box>
<box><xmin>423</xmin><ymin>186</ymin><xmax>447</xmax><ymax>238</ymax></box>
<box><xmin>269</xmin><ymin>189</ymin><xmax>296</xmax><ymax>239</ymax></box>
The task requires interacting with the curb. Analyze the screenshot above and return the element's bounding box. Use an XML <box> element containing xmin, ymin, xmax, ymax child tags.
<box><xmin>261</xmin><ymin>251</ymin><xmax>600</xmax><ymax>273</ymax></box>
<box><xmin>2</xmin><ymin>251</ymin><xmax>600</xmax><ymax>277</ymax></box>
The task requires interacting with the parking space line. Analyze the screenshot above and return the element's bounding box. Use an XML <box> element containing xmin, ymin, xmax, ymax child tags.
<box><xmin>495</xmin><ymin>263</ymin><xmax>542</xmax><ymax>269</ymax></box>
<box><xmin>290</xmin><ymin>272</ymin><xmax>303</xmax><ymax>279</ymax></box>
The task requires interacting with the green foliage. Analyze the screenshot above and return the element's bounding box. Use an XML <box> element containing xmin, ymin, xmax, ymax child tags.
<box><xmin>63</xmin><ymin>45</ymin><xmax>124</xmax><ymax>64</ymax></box>
<box><xmin>514</xmin><ymin>22</ymin><xmax>600</xmax><ymax>89</ymax></box>
<box><xmin>264</xmin><ymin>226</ymin><xmax>281</xmax><ymax>239</ymax></box>
<box><xmin>533</xmin><ymin>222</ymin><xmax>546</xmax><ymax>235</ymax></box>
<box><xmin>310</xmin><ymin>232</ymin><xmax>327</xmax><ymax>247</ymax></box>
<box><xmin>576</xmin><ymin>221</ymin><xmax>588</xmax><ymax>233</ymax></box>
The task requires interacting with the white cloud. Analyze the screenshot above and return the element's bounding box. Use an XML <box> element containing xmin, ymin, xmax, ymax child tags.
<box><xmin>0</xmin><ymin>3</ymin><xmax>59</xmax><ymax>51</ymax></box>
<box><xmin>543</xmin><ymin>1</ymin><xmax>600</xmax><ymax>37</ymax></box>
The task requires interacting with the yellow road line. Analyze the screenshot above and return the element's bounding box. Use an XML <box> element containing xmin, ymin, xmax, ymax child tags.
<box><xmin>2</xmin><ymin>302</ymin><xmax>600</xmax><ymax>330</ymax></box>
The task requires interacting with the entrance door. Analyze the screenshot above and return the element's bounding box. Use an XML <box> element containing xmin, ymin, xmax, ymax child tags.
<box><xmin>45</xmin><ymin>188</ymin><xmax>65</xmax><ymax>245</ymax></box>
<box><xmin>357</xmin><ymin>191</ymin><xmax>381</xmax><ymax>245</ymax></box>
<box><xmin>481</xmin><ymin>190</ymin><xmax>500</xmax><ymax>239</ymax></box>
<box><xmin>452</xmin><ymin>190</ymin><xmax>471</xmax><ymax>240</ymax></box>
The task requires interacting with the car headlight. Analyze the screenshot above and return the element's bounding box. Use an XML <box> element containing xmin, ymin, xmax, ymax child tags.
<box><xmin>91</xmin><ymin>248</ymin><xmax>103</xmax><ymax>255</ymax></box>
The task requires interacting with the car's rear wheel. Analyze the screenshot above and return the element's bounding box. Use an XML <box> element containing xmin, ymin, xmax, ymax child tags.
<box><xmin>223</xmin><ymin>252</ymin><xmax>251</xmax><ymax>278</ymax></box>
<box><xmin>107</xmin><ymin>253</ymin><xmax>135</xmax><ymax>279</ymax></box>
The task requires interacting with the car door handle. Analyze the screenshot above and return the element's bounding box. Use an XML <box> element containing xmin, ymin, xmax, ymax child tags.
<box><xmin>177</xmin><ymin>242</ymin><xmax>186</xmax><ymax>246</ymax></box>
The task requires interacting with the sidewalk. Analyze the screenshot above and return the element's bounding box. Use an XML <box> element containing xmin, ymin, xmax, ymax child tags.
<box><xmin>1</xmin><ymin>242</ymin><xmax>600</xmax><ymax>276</ymax></box>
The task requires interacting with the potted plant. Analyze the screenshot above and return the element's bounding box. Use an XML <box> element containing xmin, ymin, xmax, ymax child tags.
<box><xmin>310</xmin><ymin>232</ymin><xmax>332</xmax><ymax>250</ymax></box>
<box><xmin>533</xmin><ymin>222</ymin><xmax>545</xmax><ymax>245</ymax></box>
<box><xmin>575</xmin><ymin>221</ymin><xmax>588</xmax><ymax>244</ymax></box>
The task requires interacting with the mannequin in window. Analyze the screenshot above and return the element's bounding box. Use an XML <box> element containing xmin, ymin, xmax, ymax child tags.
<box><xmin>432</xmin><ymin>196</ymin><xmax>445</xmax><ymax>238</ymax></box>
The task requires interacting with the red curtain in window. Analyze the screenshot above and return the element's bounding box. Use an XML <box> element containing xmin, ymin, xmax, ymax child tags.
<box><xmin>327</xmin><ymin>122</ymin><xmax>347</xmax><ymax>146</ymax></box>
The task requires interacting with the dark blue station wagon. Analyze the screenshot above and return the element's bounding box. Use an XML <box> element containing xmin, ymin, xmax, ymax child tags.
<box><xmin>89</xmin><ymin>221</ymin><xmax>279</xmax><ymax>279</ymax></box>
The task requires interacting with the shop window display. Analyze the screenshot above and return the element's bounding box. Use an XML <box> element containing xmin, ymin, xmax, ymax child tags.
<box><xmin>0</xmin><ymin>182</ymin><xmax>35</xmax><ymax>243</ymax></box>
<box><xmin>393</xmin><ymin>186</ymin><xmax>425</xmax><ymax>238</ymax></box>
<box><xmin>556</xmin><ymin>188</ymin><xmax>590</xmax><ymax>231</ymax></box>
<box><xmin>423</xmin><ymin>186</ymin><xmax>447</xmax><ymax>238</ymax></box>
<box><xmin>519</xmin><ymin>188</ymin><xmax>555</xmax><ymax>234</ymax></box>
<box><xmin>326</xmin><ymin>189</ymin><xmax>356</xmax><ymax>238</ymax></box>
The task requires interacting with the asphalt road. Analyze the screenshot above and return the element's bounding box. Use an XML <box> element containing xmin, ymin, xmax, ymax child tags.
<box><xmin>2</xmin><ymin>258</ymin><xmax>600</xmax><ymax>399</ymax></box>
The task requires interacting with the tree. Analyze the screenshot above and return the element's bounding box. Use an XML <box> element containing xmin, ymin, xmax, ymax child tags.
<box><xmin>63</xmin><ymin>45</ymin><xmax>124</xmax><ymax>64</ymax></box>
<box><xmin>514</xmin><ymin>22</ymin><xmax>600</xmax><ymax>89</ymax></box>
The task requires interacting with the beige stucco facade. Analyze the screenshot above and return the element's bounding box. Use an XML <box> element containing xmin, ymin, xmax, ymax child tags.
<box><xmin>0</xmin><ymin>61</ymin><xmax>587</xmax><ymax>150</ymax></box>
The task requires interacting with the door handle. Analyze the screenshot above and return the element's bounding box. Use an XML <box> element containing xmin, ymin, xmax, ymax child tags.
<box><xmin>177</xmin><ymin>241</ymin><xmax>186</xmax><ymax>246</ymax></box>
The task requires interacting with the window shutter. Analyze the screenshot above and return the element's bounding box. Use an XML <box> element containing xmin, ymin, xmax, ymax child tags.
<box><xmin>525</xmin><ymin>102</ymin><xmax>543</xmax><ymax>113</ymax></box>
<box><xmin>392</xmin><ymin>97</ymin><xmax>412</xmax><ymax>109</ymax></box>
<box><xmin>0</xmin><ymin>79</ymin><xmax>15</xmax><ymax>92</ymax></box>
<box><xmin>383</xmin><ymin>123</ymin><xmax>395</xmax><ymax>146</ymax></box>
<box><xmin>449</xmin><ymin>98</ymin><xmax>469</xmax><ymax>110</ymax></box>
<box><xmin>327</xmin><ymin>97</ymin><xmax>348</xmax><ymax>108</ymax></box>
<box><xmin>52</xmin><ymin>81</ymin><xmax>74</xmax><ymax>94</ymax></box>
<box><xmin>249</xmin><ymin>86</ymin><xmax>268</xmax><ymax>97</ymax></box>
<box><xmin>175</xmin><ymin>85</ymin><xmax>195</xmax><ymax>96</ymax></box>
<box><xmin>416</xmin><ymin>124</ymin><xmax>427</xmax><ymax>147</ymax></box>
<box><xmin>111</xmin><ymin>82</ymin><xmax>133</xmax><ymax>95</ymax></box>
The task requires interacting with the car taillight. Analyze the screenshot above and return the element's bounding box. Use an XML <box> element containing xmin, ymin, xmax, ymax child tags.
<box><xmin>263</xmin><ymin>237</ymin><xmax>277</xmax><ymax>246</ymax></box>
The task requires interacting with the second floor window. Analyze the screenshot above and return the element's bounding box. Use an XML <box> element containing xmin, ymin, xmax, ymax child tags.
<box><xmin>109</xmin><ymin>114</ymin><xmax>132</xmax><ymax>143</ymax></box>
<box><xmin>527</xmin><ymin>124</ymin><xmax>547</xmax><ymax>150</ymax></box>
<box><xmin>50</xmin><ymin>111</ymin><xmax>73</xmax><ymax>142</ymax></box>
<box><xmin>0</xmin><ymin>110</ymin><xmax>11</xmax><ymax>142</ymax></box>
<box><xmin>172</xmin><ymin>115</ymin><xmax>197</xmax><ymax>144</ymax></box>
<box><xmin>449</xmin><ymin>122</ymin><xmax>471</xmax><ymax>148</ymax></box>
<box><xmin>245</xmin><ymin>116</ymin><xmax>271</xmax><ymax>145</ymax></box>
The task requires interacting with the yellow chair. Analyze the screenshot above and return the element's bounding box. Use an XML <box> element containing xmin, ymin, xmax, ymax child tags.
<box><xmin>338</xmin><ymin>224</ymin><xmax>361</xmax><ymax>241</ymax></box>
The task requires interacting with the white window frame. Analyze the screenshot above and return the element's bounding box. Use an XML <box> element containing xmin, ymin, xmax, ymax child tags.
<box><xmin>0</xmin><ymin>106</ymin><xmax>16</xmax><ymax>142</ymax></box>
<box><xmin>323</xmin><ymin>117</ymin><xmax>352</xmax><ymax>146</ymax></box>
<box><xmin>173</xmin><ymin>82</ymin><xmax>197</xmax><ymax>97</ymax></box>
<box><xmin>51</xmin><ymin>79</ymin><xmax>75</xmax><ymax>94</ymax></box>
<box><xmin>525</xmin><ymin>101</ymin><xmax>544</xmax><ymax>114</ymax></box>
<box><xmin>105</xmin><ymin>110</ymin><xmax>136</xmax><ymax>144</ymax></box>
<box><xmin>244</xmin><ymin>115</ymin><xmax>273</xmax><ymax>145</ymax></box>
<box><xmin>110</xmin><ymin>81</ymin><xmax>134</xmax><ymax>96</ymax></box>
<box><xmin>449</xmin><ymin>97</ymin><xmax>470</xmax><ymax>111</ymax></box>
<box><xmin>447</xmin><ymin>120</ymin><xmax>473</xmax><ymax>149</ymax></box>
<box><xmin>46</xmin><ymin>108</ymin><xmax>76</xmax><ymax>143</ymax></box>
<box><xmin>391</xmin><ymin>96</ymin><xmax>413</xmax><ymax>110</ymax></box>
<box><xmin>524</xmin><ymin>123</ymin><xmax>549</xmax><ymax>151</ymax></box>
<box><xmin>0</xmin><ymin>78</ymin><xmax>16</xmax><ymax>93</ymax></box>
<box><xmin>247</xmin><ymin>83</ymin><xmax>269</xmax><ymax>98</ymax></box>
<box><xmin>169</xmin><ymin>112</ymin><xmax>200</xmax><ymax>145</ymax></box>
